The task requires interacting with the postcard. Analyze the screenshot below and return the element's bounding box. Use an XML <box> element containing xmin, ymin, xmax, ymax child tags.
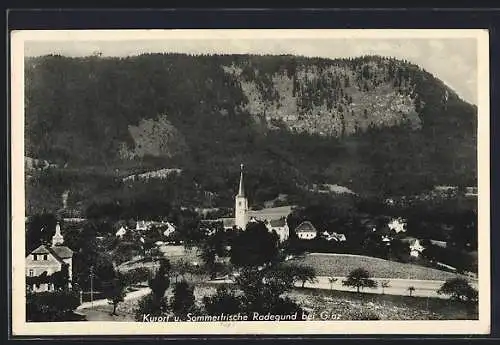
<box><xmin>10</xmin><ymin>28</ymin><xmax>490</xmax><ymax>336</ymax></box>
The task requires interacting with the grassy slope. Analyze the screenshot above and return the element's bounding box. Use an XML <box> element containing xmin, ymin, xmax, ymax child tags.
<box><xmin>292</xmin><ymin>253</ymin><xmax>463</xmax><ymax>280</ymax></box>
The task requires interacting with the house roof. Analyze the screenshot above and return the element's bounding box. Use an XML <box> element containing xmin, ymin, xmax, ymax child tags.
<box><xmin>50</xmin><ymin>245</ymin><xmax>73</xmax><ymax>259</ymax></box>
<box><xmin>30</xmin><ymin>245</ymin><xmax>51</xmax><ymax>255</ymax></box>
<box><xmin>295</xmin><ymin>221</ymin><xmax>317</xmax><ymax>233</ymax></box>
<box><xmin>429</xmin><ymin>239</ymin><xmax>447</xmax><ymax>248</ymax></box>
<box><xmin>27</xmin><ymin>244</ymin><xmax>73</xmax><ymax>263</ymax></box>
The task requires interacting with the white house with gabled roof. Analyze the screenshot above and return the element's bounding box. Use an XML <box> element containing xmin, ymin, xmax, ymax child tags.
<box><xmin>25</xmin><ymin>223</ymin><xmax>73</xmax><ymax>292</ymax></box>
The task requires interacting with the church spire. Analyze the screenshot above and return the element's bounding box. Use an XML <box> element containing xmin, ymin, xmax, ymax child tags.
<box><xmin>52</xmin><ymin>222</ymin><xmax>64</xmax><ymax>246</ymax></box>
<box><xmin>238</xmin><ymin>163</ymin><xmax>245</xmax><ymax>197</ymax></box>
<box><xmin>235</xmin><ymin>163</ymin><xmax>248</xmax><ymax>231</ymax></box>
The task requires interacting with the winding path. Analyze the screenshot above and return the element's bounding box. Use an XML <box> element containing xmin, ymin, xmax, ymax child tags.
<box><xmin>76</xmin><ymin>287</ymin><xmax>151</xmax><ymax>310</ymax></box>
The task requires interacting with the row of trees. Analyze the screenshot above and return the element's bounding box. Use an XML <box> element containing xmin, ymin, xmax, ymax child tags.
<box><xmin>331</xmin><ymin>268</ymin><xmax>477</xmax><ymax>303</ymax></box>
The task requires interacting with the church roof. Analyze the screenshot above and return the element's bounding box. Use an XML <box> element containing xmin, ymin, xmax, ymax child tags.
<box><xmin>220</xmin><ymin>218</ymin><xmax>236</xmax><ymax>228</ymax></box>
<box><xmin>237</xmin><ymin>164</ymin><xmax>245</xmax><ymax>197</ymax></box>
<box><xmin>295</xmin><ymin>221</ymin><xmax>317</xmax><ymax>233</ymax></box>
<box><xmin>248</xmin><ymin>206</ymin><xmax>293</xmax><ymax>221</ymax></box>
<box><xmin>270</xmin><ymin>218</ymin><xmax>287</xmax><ymax>227</ymax></box>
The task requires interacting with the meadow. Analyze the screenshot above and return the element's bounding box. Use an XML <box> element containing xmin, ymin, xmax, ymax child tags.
<box><xmin>291</xmin><ymin>253</ymin><xmax>465</xmax><ymax>280</ymax></box>
<box><xmin>288</xmin><ymin>287</ymin><xmax>478</xmax><ymax>320</ymax></box>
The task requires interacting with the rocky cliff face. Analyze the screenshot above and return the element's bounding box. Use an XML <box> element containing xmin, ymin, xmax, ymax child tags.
<box><xmin>223</xmin><ymin>61</ymin><xmax>421</xmax><ymax>138</ymax></box>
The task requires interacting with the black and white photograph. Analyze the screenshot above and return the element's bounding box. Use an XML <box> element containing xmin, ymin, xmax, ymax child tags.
<box><xmin>10</xmin><ymin>29</ymin><xmax>490</xmax><ymax>335</ymax></box>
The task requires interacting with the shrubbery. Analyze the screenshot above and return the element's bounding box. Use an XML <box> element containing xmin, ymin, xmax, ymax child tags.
<box><xmin>437</xmin><ymin>278</ymin><xmax>478</xmax><ymax>303</ymax></box>
<box><xmin>122</xmin><ymin>268</ymin><xmax>150</xmax><ymax>286</ymax></box>
<box><xmin>26</xmin><ymin>290</ymin><xmax>80</xmax><ymax>322</ymax></box>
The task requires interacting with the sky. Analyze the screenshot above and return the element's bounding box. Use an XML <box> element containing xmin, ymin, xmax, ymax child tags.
<box><xmin>24</xmin><ymin>35</ymin><xmax>478</xmax><ymax>104</ymax></box>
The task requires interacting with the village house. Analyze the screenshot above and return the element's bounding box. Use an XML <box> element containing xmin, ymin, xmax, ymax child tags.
<box><xmin>25</xmin><ymin>223</ymin><xmax>73</xmax><ymax>292</ymax></box>
<box><xmin>266</xmin><ymin>218</ymin><xmax>290</xmax><ymax>242</ymax></box>
<box><xmin>465</xmin><ymin>186</ymin><xmax>478</xmax><ymax>198</ymax></box>
<box><xmin>388</xmin><ymin>217</ymin><xmax>407</xmax><ymax>233</ymax></box>
<box><xmin>381</xmin><ymin>235</ymin><xmax>392</xmax><ymax>246</ymax></box>
<box><xmin>132</xmin><ymin>220</ymin><xmax>176</xmax><ymax>236</ymax></box>
<box><xmin>295</xmin><ymin>221</ymin><xmax>317</xmax><ymax>240</ymax></box>
<box><xmin>162</xmin><ymin>221</ymin><xmax>176</xmax><ymax>237</ymax></box>
<box><xmin>408</xmin><ymin>238</ymin><xmax>425</xmax><ymax>258</ymax></box>
<box><xmin>136</xmin><ymin>220</ymin><xmax>149</xmax><ymax>231</ymax></box>
<box><xmin>321</xmin><ymin>230</ymin><xmax>347</xmax><ymax>242</ymax></box>
<box><xmin>115</xmin><ymin>225</ymin><xmax>127</xmax><ymax>238</ymax></box>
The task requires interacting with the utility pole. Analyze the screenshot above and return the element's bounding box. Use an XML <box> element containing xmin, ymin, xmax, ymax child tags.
<box><xmin>90</xmin><ymin>265</ymin><xmax>94</xmax><ymax>309</ymax></box>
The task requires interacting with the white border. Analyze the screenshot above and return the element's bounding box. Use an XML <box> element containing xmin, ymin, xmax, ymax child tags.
<box><xmin>11</xmin><ymin>29</ymin><xmax>490</xmax><ymax>336</ymax></box>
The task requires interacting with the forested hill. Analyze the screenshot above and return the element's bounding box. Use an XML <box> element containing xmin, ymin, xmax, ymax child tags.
<box><xmin>24</xmin><ymin>53</ymin><xmax>477</xmax><ymax>211</ymax></box>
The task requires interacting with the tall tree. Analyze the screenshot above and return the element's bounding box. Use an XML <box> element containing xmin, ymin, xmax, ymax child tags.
<box><xmin>170</xmin><ymin>281</ymin><xmax>197</xmax><ymax>320</ymax></box>
<box><xmin>104</xmin><ymin>275</ymin><xmax>126</xmax><ymax>315</ymax></box>
<box><xmin>342</xmin><ymin>268</ymin><xmax>378</xmax><ymax>293</ymax></box>
<box><xmin>230</xmin><ymin>221</ymin><xmax>279</xmax><ymax>268</ymax></box>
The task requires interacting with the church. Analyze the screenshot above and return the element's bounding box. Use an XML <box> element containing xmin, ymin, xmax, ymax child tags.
<box><xmin>220</xmin><ymin>164</ymin><xmax>290</xmax><ymax>242</ymax></box>
<box><xmin>25</xmin><ymin>223</ymin><xmax>74</xmax><ymax>292</ymax></box>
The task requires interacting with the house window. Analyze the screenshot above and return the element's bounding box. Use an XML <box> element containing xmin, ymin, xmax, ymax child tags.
<box><xmin>33</xmin><ymin>254</ymin><xmax>37</xmax><ymax>261</ymax></box>
<box><xmin>43</xmin><ymin>254</ymin><xmax>48</xmax><ymax>261</ymax></box>
<box><xmin>28</xmin><ymin>269</ymin><xmax>34</xmax><ymax>277</ymax></box>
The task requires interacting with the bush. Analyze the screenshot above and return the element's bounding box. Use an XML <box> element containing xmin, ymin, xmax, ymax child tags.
<box><xmin>282</xmin><ymin>264</ymin><xmax>317</xmax><ymax>287</ymax></box>
<box><xmin>170</xmin><ymin>281</ymin><xmax>197</xmax><ymax>320</ymax></box>
<box><xmin>26</xmin><ymin>290</ymin><xmax>80</xmax><ymax>322</ymax></box>
<box><xmin>437</xmin><ymin>278</ymin><xmax>478</xmax><ymax>303</ymax></box>
<box><xmin>203</xmin><ymin>285</ymin><xmax>242</xmax><ymax>315</ymax></box>
<box><xmin>122</xmin><ymin>268</ymin><xmax>150</xmax><ymax>286</ymax></box>
<box><xmin>134</xmin><ymin>293</ymin><xmax>168</xmax><ymax>321</ymax></box>
<box><xmin>148</xmin><ymin>258</ymin><xmax>171</xmax><ymax>302</ymax></box>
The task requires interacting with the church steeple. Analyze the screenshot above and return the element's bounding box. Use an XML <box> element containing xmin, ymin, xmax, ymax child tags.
<box><xmin>238</xmin><ymin>163</ymin><xmax>245</xmax><ymax>197</ymax></box>
<box><xmin>52</xmin><ymin>222</ymin><xmax>64</xmax><ymax>246</ymax></box>
<box><xmin>235</xmin><ymin>163</ymin><xmax>248</xmax><ymax>230</ymax></box>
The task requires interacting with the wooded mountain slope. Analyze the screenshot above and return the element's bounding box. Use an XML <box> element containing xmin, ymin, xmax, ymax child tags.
<box><xmin>24</xmin><ymin>53</ymin><xmax>477</xmax><ymax>212</ymax></box>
